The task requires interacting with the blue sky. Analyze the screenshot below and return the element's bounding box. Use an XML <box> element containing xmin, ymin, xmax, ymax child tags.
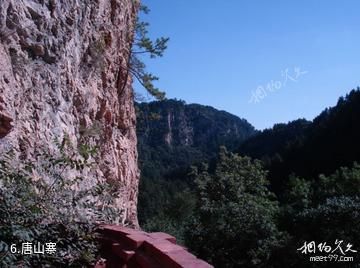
<box><xmin>135</xmin><ymin>0</ymin><xmax>360</xmax><ymax>130</ymax></box>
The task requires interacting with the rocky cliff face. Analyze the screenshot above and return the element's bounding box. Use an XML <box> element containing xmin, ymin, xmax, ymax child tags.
<box><xmin>136</xmin><ymin>99</ymin><xmax>257</xmax><ymax>224</ymax></box>
<box><xmin>137</xmin><ymin>99</ymin><xmax>256</xmax><ymax>153</ymax></box>
<box><xmin>0</xmin><ymin>0</ymin><xmax>140</xmax><ymax>226</ymax></box>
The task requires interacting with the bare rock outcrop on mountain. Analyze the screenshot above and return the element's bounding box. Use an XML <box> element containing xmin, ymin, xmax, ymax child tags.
<box><xmin>0</xmin><ymin>0</ymin><xmax>140</xmax><ymax>226</ymax></box>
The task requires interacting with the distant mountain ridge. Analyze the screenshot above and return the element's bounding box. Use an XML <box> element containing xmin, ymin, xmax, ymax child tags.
<box><xmin>135</xmin><ymin>99</ymin><xmax>257</xmax><ymax>224</ymax></box>
<box><xmin>238</xmin><ymin>88</ymin><xmax>360</xmax><ymax>193</ymax></box>
<box><xmin>136</xmin><ymin>99</ymin><xmax>256</xmax><ymax>153</ymax></box>
<box><xmin>137</xmin><ymin>89</ymin><xmax>360</xmax><ymax>195</ymax></box>
<box><xmin>136</xmin><ymin>89</ymin><xmax>360</xmax><ymax>235</ymax></box>
<box><xmin>238</xmin><ymin>118</ymin><xmax>311</xmax><ymax>160</ymax></box>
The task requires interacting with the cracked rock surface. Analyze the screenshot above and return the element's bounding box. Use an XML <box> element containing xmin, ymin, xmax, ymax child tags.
<box><xmin>0</xmin><ymin>0</ymin><xmax>140</xmax><ymax>226</ymax></box>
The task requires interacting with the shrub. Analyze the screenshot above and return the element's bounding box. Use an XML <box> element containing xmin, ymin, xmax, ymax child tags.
<box><xmin>184</xmin><ymin>147</ymin><xmax>286</xmax><ymax>267</ymax></box>
<box><xmin>0</xmin><ymin>138</ymin><xmax>121</xmax><ymax>267</ymax></box>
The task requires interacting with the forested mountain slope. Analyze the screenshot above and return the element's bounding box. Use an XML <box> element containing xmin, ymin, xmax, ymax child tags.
<box><xmin>136</xmin><ymin>99</ymin><xmax>256</xmax><ymax>225</ymax></box>
<box><xmin>238</xmin><ymin>88</ymin><xmax>360</xmax><ymax>193</ymax></box>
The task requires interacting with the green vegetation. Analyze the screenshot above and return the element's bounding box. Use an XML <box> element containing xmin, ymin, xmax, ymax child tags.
<box><xmin>0</xmin><ymin>139</ymin><xmax>120</xmax><ymax>267</ymax></box>
<box><xmin>277</xmin><ymin>163</ymin><xmax>360</xmax><ymax>267</ymax></box>
<box><xmin>129</xmin><ymin>4</ymin><xmax>169</xmax><ymax>100</ymax></box>
<box><xmin>137</xmin><ymin>89</ymin><xmax>360</xmax><ymax>267</ymax></box>
<box><xmin>182</xmin><ymin>151</ymin><xmax>360</xmax><ymax>267</ymax></box>
<box><xmin>184</xmin><ymin>147</ymin><xmax>285</xmax><ymax>267</ymax></box>
<box><xmin>136</xmin><ymin>99</ymin><xmax>256</xmax><ymax>241</ymax></box>
<box><xmin>238</xmin><ymin>88</ymin><xmax>360</xmax><ymax>195</ymax></box>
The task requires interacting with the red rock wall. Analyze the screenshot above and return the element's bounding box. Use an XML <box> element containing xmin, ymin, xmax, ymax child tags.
<box><xmin>0</xmin><ymin>0</ymin><xmax>140</xmax><ymax>226</ymax></box>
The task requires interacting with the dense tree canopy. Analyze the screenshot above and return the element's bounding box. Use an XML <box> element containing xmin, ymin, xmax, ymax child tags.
<box><xmin>137</xmin><ymin>89</ymin><xmax>360</xmax><ymax>267</ymax></box>
<box><xmin>184</xmin><ymin>147</ymin><xmax>285</xmax><ymax>267</ymax></box>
